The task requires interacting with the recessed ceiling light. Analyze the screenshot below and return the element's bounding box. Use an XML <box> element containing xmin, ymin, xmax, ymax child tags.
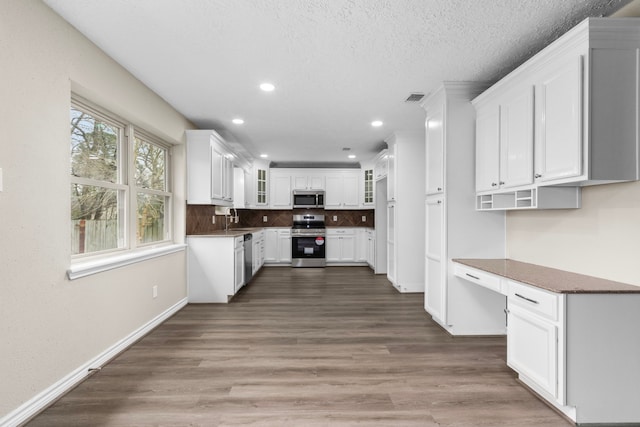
<box><xmin>348</xmin><ymin>154</ymin><xmax>356</xmax><ymax>159</ymax></box>
<box><xmin>371</xmin><ymin>120</ymin><xmax>383</xmax><ymax>127</ymax></box>
<box><xmin>260</xmin><ymin>154</ymin><xmax>268</xmax><ymax>158</ymax></box>
<box><xmin>232</xmin><ymin>118</ymin><xmax>244</xmax><ymax>125</ymax></box>
<box><xmin>260</xmin><ymin>82</ymin><xmax>275</xmax><ymax>92</ymax></box>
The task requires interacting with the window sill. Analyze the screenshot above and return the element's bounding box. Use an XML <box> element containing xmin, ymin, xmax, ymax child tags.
<box><xmin>67</xmin><ymin>243</ymin><xmax>187</xmax><ymax>280</ymax></box>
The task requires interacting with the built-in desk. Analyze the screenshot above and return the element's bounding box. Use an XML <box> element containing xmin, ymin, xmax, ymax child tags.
<box><xmin>452</xmin><ymin>259</ymin><xmax>640</xmax><ymax>425</ymax></box>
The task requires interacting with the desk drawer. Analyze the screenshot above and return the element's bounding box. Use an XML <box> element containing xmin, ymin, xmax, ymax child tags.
<box><xmin>454</xmin><ymin>263</ymin><xmax>503</xmax><ymax>295</ymax></box>
<box><xmin>508</xmin><ymin>280</ymin><xmax>559</xmax><ymax>322</ymax></box>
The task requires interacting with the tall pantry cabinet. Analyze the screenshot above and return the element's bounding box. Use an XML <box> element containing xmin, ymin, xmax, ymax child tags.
<box><xmin>385</xmin><ymin>131</ymin><xmax>425</xmax><ymax>293</ymax></box>
<box><xmin>421</xmin><ymin>83</ymin><xmax>506</xmax><ymax>335</ymax></box>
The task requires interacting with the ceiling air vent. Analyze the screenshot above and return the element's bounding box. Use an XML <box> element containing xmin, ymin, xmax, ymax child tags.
<box><xmin>405</xmin><ymin>93</ymin><xmax>425</xmax><ymax>103</ymax></box>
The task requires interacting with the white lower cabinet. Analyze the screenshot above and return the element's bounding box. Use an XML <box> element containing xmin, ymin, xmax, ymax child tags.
<box><xmin>264</xmin><ymin>228</ymin><xmax>291</xmax><ymax>264</ymax></box>
<box><xmin>507</xmin><ymin>300</ymin><xmax>560</xmax><ymax>400</ymax></box>
<box><xmin>326</xmin><ymin>228</ymin><xmax>356</xmax><ymax>263</ymax></box>
<box><xmin>187</xmin><ymin>236</ymin><xmax>244</xmax><ymax>303</ymax></box>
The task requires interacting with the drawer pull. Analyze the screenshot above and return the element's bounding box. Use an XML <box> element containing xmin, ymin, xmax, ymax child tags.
<box><xmin>515</xmin><ymin>293</ymin><xmax>539</xmax><ymax>304</ymax></box>
<box><xmin>465</xmin><ymin>273</ymin><xmax>480</xmax><ymax>280</ymax></box>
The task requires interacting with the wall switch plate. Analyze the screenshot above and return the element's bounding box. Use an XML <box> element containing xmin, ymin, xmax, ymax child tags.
<box><xmin>333</xmin><ymin>215</ymin><xmax>337</xmax><ymax>221</ymax></box>
<box><xmin>263</xmin><ymin>216</ymin><xmax>268</xmax><ymax>222</ymax></box>
<box><xmin>0</xmin><ymin>168</ymin><xmax>3</xmax><ymax>192</ymax></box>
<box><xmin>212</xmin><ymin>215</ymin><xmax>216</xmax><ymax>224</ymax></box>
<box><xmin>362</xmin><ymin>216</ymin><xmax>366</xmax><ymax>222</ymax></box>
<box><xmin>152</xmin><ymin>285</ymin><xmax>158</xmax><ymax>299</ymax></box>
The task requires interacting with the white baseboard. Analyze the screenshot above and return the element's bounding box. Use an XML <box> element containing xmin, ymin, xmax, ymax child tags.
<box><xmin>0</xmin><ymin>297</ymin><xmax>188</xmax><ymax>427</ymax></box>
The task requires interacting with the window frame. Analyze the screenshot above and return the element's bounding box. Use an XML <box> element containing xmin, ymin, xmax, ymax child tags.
<box><xmin>70</xmin><ymin>95</ymin><xmax>174</xmax><ymax>263</ymax></box>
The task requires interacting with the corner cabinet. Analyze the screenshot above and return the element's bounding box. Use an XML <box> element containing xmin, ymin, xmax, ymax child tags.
<box><xmin>473</xmin><ymin>18</ymin><xmax>640</xmax><ymax>210</ymax></box>
<box><xmin>186</xmin><ymin>130</ymin><xmax>235</xmax><ymax>206</ymax></box>
<box><xmin>421</xmin><ymin>83</ymin><xmax>507</xmax><ymax>335</ymax></box>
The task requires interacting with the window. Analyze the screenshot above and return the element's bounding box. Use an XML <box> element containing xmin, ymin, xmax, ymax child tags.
<box><xmin>70</xmin><ymin>97</ymin><xmax>172</xmax><ymax>257</ymax></box>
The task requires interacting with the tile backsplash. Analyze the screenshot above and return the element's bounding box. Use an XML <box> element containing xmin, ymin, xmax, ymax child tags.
<box><xmin>186</xmin><ymin>205</ymin><xmax>375</xmax><ymax>234</ymax></box>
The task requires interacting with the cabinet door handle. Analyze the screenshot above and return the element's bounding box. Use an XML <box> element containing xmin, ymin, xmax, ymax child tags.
<box><xmin>437</xmin><ymin>187</ymin><xmax>442</xmax><ymax>191</ymax></box>
<box><xmin>515</xmin><ymin>293</ymin><xmax>539</xmax><ymax>304</ymax></box>
<box><xmin>465</xmin><ymin>273</ymin><xmax>480</xmax><ymax>280</ymax></box>
<box><xmin>535</xmin><ymin>173</ymin><xmax>542</xmax><ymax>178</ymax></box>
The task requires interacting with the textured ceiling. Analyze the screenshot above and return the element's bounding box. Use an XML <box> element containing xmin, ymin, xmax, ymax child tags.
<box><xmin>43</xmin><ymin>0</ymin><xmax>632</xmax><ymax>164</ymax></box>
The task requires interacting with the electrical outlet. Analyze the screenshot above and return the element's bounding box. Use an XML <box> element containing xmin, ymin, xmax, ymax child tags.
<box><xmin>152</xmin><ymin>285</ymin><xmax>158</xmax><ymax>299</ymax></box>
<box><xmin>212</xmin><ymin>215</ymin><xmax>216</xmax><ymax>224</ymax></box>
<box><xmin>362</xmin><ymin>216</ymin><xmax>366</xmax><ymax>222</ymax></box>
<box><xmin>333</xmin><ymin>215</ymin><xmax>337</xmax><ymax>221</ymax></box>
<box><xmin>263</xmin><ymin>216</ymin><xmax>268</xmax><ymax>222</ymax></box>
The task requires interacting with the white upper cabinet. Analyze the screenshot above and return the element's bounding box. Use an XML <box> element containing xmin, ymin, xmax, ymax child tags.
<box><xmin>535</xmin><ymin>55</ymin><xmax>584</xmax><ymax>184</ymax></box>
<box><xmin>474</xmin><ymin>18</ymin><xmax>640</xmax><ymax>202</ymax></box>
<box><xmin>425</xmin><ymin>106</ymin><xmax>444</xmax><ymax>195</ymax></box>
<box><xmin>373</xmin><ymin>149</ymin><xmax>388</xmax><ymax>181</ymax></box>
<box><xmin>475</xmin><ymin>104</ymin><xmax>501</xmax><ymax>192</ymax></box>
<box><xmin>186</xmin><ymin>130</ymin><xmax>235</xmax><ymax>206</ymax></box>
<box><xmin>325</xmin><ymin>170</ymin><xmax>360</xmax><ymax>209</ymax></box>
<box><xmin>499</xmin><ymin>86</ymin><xmax>534</xmax><ymax>189</ymax></box>
<box><xmin>269</xmin><ymin>170</ymin><xmax>292</xmax><ymax>209</ymax></box>
<box><xmin>292</xmin><ymin>171</ymin><xmax>325</xmax><ymax>190</ymax></box>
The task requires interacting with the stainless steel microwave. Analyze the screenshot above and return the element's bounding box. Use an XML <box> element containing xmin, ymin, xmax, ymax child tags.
<box><xmin>293</xmin><ymin>190</ymin><xmax>324</xmax><ymax>208</ymax></box>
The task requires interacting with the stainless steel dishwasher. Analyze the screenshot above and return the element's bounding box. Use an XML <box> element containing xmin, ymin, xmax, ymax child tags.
<box><xmin>243</xmin><ymin>233</ymin><xmax>253</xmax><ymax>284</ymax></box>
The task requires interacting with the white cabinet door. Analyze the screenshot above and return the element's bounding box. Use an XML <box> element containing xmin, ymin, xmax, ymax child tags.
<box><xmin>424</xmin><ymin>197</ymin><xmax>444</xmax><ymax>320</ymax></box>
<box><xmin>234</xmin><ymin>244</ymin><xmax>244</xmax><ymax>292</ymax></box>
<box><xmin>535</xmin><ymin>56</ymin><xmax>583</xmax><ymax>183</ymax></box>
<box><xmin>278</xmin><ymin>231</ymin><xmax>291</xmax><ymax>262</ymax></box>
<box><xmin>356</xmin><ymin>229</ymin><xmax>368</xmax><ymax>262</ymax></box>
<box><xmin>340</xmin><ymin>235</ymin><xmax>356</xmax><ymax>261</ymax></box>
<box><xmin>475</xmin><ymin>105</ymin><xmax>501</xmax><ymax>192</ymax></box>
<box><xmin>500</xmin><ymin>86</ymin><xmax>534</xmax><ymax>189</ymax></box>
<box><xmin>507</xmin><ymin>303</ymin><xmax>558</xmax><ymax>399</ymax></box>
<box><xmin>325</xmin><ymin>171</ymin><xmax>360</xmax><ymax>209</ymax></box>
<box><xmin>387</xmin><ymin>143</ymin><xmax>396</xmax><ymax>201</ymax></box>
<box><xmin>342</xmin><ymin>172</ymin><xmax>359</xmax><ymax>208</ymax></box>
<box><xmin>264</xmin><ymin>229</ymin><xmax>278</xmax><ymax>262</ymax></box>
<box><xmin>325</xmin><ymin>235</ymin><xmax>340</xmax><ymax>262</ymax></box>
<box><xmin>426</xmin><ymin>106</ymin><xmax>444</xmax><ymax>195</ymax></box>
<box><xmin>210</xmin><ymin>145</ymin><xmax>225</xmax><ymax>201</ymax></box>
<box><xmin>387</xmin><ymin>203</ymin><xmax>396</xmax><ymax>284</ymax></box>
<box><xmin>270</xmin><ymin>173</ymin><xmax>292</xmax><ymax>208</ymax></box>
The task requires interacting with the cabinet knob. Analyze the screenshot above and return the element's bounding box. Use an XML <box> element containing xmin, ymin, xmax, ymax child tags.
<box><xmin>437</xmin><ymin>200</ymin><xmax>442</xmax><ymax>204</ymax></box>
<box><xmin>491</xmin><ymin>182</ymin><xmax>498</xmax><ymax>187</ymax></box>
<box><xmin>534</xmin><ymin>173</ymin><xmax>542</xmax><ymax>178</ymax></box>
<box><xmin>437</xmin><ymin>187</ymin><xmax>442</xmax><ymax>191</ymax></box>
<box><xmin>499</xmin><ymin>181</ymin><xmax>505</xmax><ymax>185</ymax></box>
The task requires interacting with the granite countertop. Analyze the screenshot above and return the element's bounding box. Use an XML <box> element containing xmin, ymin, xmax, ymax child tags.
<box><xmin>453</xmin><ymin>258</ymin><xmax>640</xmax><ymax>294</ymax></box>
<box><xmin>187</xmin><ymin>227</ymin><xmax>267</xmax><ymax>237</ymax></box>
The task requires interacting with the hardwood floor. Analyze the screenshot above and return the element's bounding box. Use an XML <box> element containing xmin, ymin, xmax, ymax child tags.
<box><xmin>27</xmin><ymin>267</ymin><xmax>571</xmax><ymax>426</ymax></box>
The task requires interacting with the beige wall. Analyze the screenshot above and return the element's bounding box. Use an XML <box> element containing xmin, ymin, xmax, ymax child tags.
<box><xmin>0</xmin><ymin>0</ymin><xmax>192</xmax><ymax>418</ymax></box>
<box><xmin>507</xmin><ymin>180</ymin><xmax>640</xmax><ymax>286</ymax></box>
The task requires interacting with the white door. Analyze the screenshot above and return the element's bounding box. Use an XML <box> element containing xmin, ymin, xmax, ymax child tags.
<box><xmin>264</xmin><ymin>229</ymin><xmax>278</xmax><ymax>262</ymax></box>
<box><xmin>536</xmin><ymin>55</ymin><xmax>583</xmax><ymax>183</ymax></box>
<box><xmin>475</xmin><ymin>105</ymin><xmax>501</xmax><ymax>192</ymax></box>
<box><xmin>326</xmin><ymin>235</ymin><xmax>341</xmax><ymax>261</ymax></box>
<box><xmin>342</xmin><ymin>172</ymin><xmax>360</xmax><ymax>208</ymax></box>
<box><xmin>424</xmin><ymin>197</ymin><xmax>444</xmax><ymax>321</ymax></box>
<box><xmin>426</xmin><ymin>107</ymin><xmax>444</xmax><ymax>195</ymax></box>
<box><xmin>507</xmin><ymin>304</ymin><xmax>558</xmax><ymax>399</ymax></box>
<box><xmin>500</xmin><ymin>87</ymin><xmax>534</xmax><ymax>189</ymax></box>
<box><xmin>210</xmin><ymin>146</ymin><xmax>225</xmax><ymax>200</ymax></box>
<box><xmin>270</xmin><ymin>173</ymin><xmax>292</xmax><ymax>208</ymax></box>
<box><xmin>324</xmin><ymin>173</ymin><xmax>342</xmax><ymax>208</ymax></box>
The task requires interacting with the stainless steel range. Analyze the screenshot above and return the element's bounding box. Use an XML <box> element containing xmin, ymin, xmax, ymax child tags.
<box><xmin>291</xmin><ymin>214</ymin><xmax>326</xmax><ymax>268</ymax></box>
